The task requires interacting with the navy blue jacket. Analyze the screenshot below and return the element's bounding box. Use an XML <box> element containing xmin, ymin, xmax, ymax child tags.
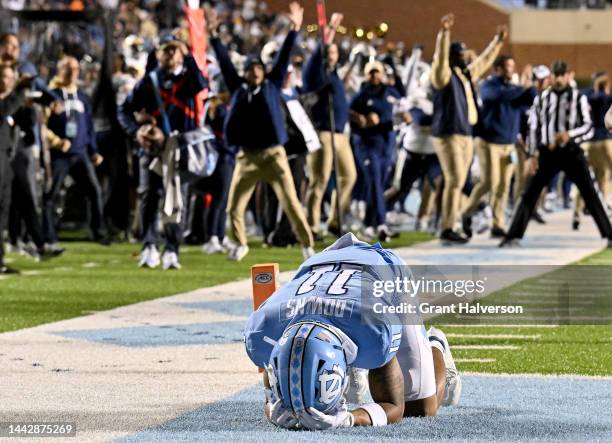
<box><xmin>302</xmin><ymin>42</ymin><xmax>349</xmax><ymax>133</ymax></box>
<box><xmin>117</xmin><ymin>55</ymin><xmax>207</xmax><ymax>138</ymax></box>
<box><xmin>47</xmin><ymin>89</ymin><xmax>97</xmax><ymax>157</ymax></box>
<box><xmin>211</xmin><ymin>31</ymin><xmax>298</xmax><ymax>150</ymax></box>
<box><xmin>350</xmin><ymin>83</ymin><xmax>400</xmax><ymax>139</ymax></box>
<box><xmin>479</xmin><ymin>75</ymin><xmax>536</xmax><ymax>145</ymax></box>
<box><xmin>586</xmin><ymin>90</ymin><xmax>612</xmax><ymax>141</ymax></box>
<box><xmin>432</xmin><ymin>72</ymin><xmax>476</xmax><ymax>137</ymax></box>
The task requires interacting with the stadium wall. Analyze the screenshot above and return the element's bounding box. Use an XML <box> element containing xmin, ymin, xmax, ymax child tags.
<box><xmin>265</xmin><ymin>0</ymin><xmax>612</xmax><ymax>79</ymax></box>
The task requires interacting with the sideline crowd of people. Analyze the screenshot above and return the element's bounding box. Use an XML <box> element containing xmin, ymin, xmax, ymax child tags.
<box><xmin>1</xmin><ymin>0</ymin><xmax>612</xmax><ymax>273</ymax></box>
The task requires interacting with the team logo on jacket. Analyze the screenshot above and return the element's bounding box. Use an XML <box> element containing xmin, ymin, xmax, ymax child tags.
<box><xmin>318</xmin><ymin>364</ymin><xmax>345</xmax><ymax>405</ymax></box>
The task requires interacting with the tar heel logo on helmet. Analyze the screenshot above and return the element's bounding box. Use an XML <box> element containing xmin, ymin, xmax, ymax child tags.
<box><xmin>318</xmin><ymin>364</ymin><xmax>345</xmax><ymax>405</ymax></box>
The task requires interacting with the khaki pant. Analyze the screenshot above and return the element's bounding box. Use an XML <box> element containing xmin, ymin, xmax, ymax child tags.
<box><xmin>575</xmin><ymin>140</ymin><xmax>612</xmax><ymax>218</ymax></box>
<box><xmin>433</xmin><ymin>135</ymin><xmax>474</xmax><ymax>231</ymax></box>
<box><xmin>464</xmin><ymin>140</ymin><xmax>515</xmax><ymax>230</ymax></box>
<box><xmin>227</xmin><ymin>146</ymin><xmax>313</xmax><ymax>247</ymax></box>
<box><xmin>306</xmin><ymin>132</ymin><xmax>356</xmax><ymax>232</ymax></box>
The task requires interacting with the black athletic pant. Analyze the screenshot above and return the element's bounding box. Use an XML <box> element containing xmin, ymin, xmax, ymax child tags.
<box><xmin>137</xmin><ymin>153</ymin><xmax>182</xmax><ymax>253</ymax></box>
<box><xmin>507</xmin><ymin>143</ymin><xmax>612</xmax><ymax>240</ymax></box>
<box><xmin>0</xmin><ymin>150</ymin><xmax>13</xmax><ymax>264</ymax></box>
<box><xmin>9</xmin><ymin>148</ymin><xmax>45</xmax><ymax>249</ymax></box>
<box><xmin>43</xmin><ymin>154</ymin><xmax>106</xmax><ymax>243</ymax></box>
<box><xmin>388</xmin><ymin>151</ymin><xmax>441</xmax><ymax>210</ymax></box>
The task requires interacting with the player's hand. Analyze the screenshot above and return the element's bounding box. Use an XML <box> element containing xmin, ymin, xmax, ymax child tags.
<box><xmin>527</xmin><ymin>155</ymin><xmax>538</xmax><ymax>175</ymax></box>
<box><xmin>497</xmin><ymin>24</ymin><xmax>509</xmax><ymax>41</ymax></box>
<box><xmin>297</xmin><ymin>398</ymin><xmax>354</xmax><ymax>430</ymax></box>
<box><xmin>298</xmin><ymin>406</ymin><xmax>354</xmax><ymax>430</ymax></box>
<box><xmin>205</xmin><ymin>7</ymin><xmax>221</xmax><ymax>37</ymax></box>
<box><xmin>136</xmin><ymin>124</ymin><xmax>165</xmax><ymax>151</ymax></box>
<box><xmin>60</xmin><ymin>139</ymin><xmax>71</xmax><ymax>153</ymax></box>
<box><xmin>355</xmin><ymin>114</ymin><xmax>367</xmax><ymax>128</ymax></box>
<box><xmin>325</xmin><ymin>12</ymin><xmax>344</xmax><ymax>44</ymax></box>
<box><xmin>264</xmin><ymin>388</ymin><xmax>300</xmax><ymax>430</ymax></box>
<box><xmin>440</xmin><ymin>13</ymin><xmax>454</xmax><ymax>31</ymax></box>
<box><xmin>366</xmin><ymin>112</ymin><xmax>380</xmax><ymax>127</ymax></box>
<box><xmin>287</xmin><ymin>2</ymin><xmax>304</xmax><ymax>31</ymax></box>
<box><xmin>329</xmin><ymin>12</ymin><xmax>344</xmax><ymax>29</ymax></box>
<box><xmin>267</xmin><ymin>399</ymin><xmax>301</xmax><ymax>429</ymax></box>
<box><xmin>554</xmin><ymin>131</ymin><xmax>570</xmax><ymax>146</ymax></box>
<box><xmin>92</xmin><ymin>153</ymin><xmax>104</xmax><ymax>167</ymax></box>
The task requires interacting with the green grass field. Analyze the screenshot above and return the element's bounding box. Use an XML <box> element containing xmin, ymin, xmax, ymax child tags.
<box><xmin>441</xmin><ymin>248</ymin><xmax>612</xmax><ymax>376</ymax></box>
<box><xmin>1</xmin><ymin>233</ymin><xmax>609</xmax><ymax>376</ymax></box>
<box><xmin>0</xmin><ymin>232</ymin><xmax>432</xmax><ymax>333</ymax></box>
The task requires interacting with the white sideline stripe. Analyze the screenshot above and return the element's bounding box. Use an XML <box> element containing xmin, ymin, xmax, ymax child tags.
<box><xmin>455</xmin><ymin>358</ymin><xmax>496</xmax><ymax>363</ymax></box>
<box><xmin>439</xmin><ymin>324</ymin><xmax>558</xmax><ymax>328</ymax></box>
<box><xmin>453</xmin><ymin>345</ymin><xmax>520</xmax><ymax>350</ymax></box>
<box><xmin>82</xmin><ymin>262</ymin><xmax>100</xmax><ymax>268</ymax></box>
<box><xmin>512</xmin><ymin>300</ymin><xmax>595</xmax><ymax>306</ymax></box>
<box><xmin>20</xmin><ymin>270</ymin><xmax>43</xmax><ymax>276</ymax></box>
<box><xmin>446</xmin><ymin>333</ymin><xmax>540</xmax><ymax>340</ymax></box>
<box><xmin>456</xmin><ymin>315</ymin><xmax>612</xmax><ymax>321</ymax></box>
<box><xmin>464</xmin><ymin>371</ymin><xmax>612</xmax><ymax>381</ymax></box>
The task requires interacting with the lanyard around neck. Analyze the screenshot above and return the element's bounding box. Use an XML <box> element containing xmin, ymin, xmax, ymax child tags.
<box><xmin>62</xmin><ymin>88</ymin><xmax>75</xmax><ymax>117</ymax></box>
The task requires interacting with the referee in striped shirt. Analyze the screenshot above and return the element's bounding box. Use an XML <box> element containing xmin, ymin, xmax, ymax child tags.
<box><xmin>501</xmin><ymin>61</ymin><xmax>612</xmax><ymax>248</ymax></box>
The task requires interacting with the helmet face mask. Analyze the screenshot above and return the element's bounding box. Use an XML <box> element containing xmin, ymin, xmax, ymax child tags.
<box><xmin>268</xmin><ymin>322</ymin><xmax>350</xmax><ymax>416</ymax></box>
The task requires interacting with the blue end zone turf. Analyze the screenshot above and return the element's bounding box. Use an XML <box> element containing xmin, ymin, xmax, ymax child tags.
<box><xmin>176</xmin><ymin>300</ymin><xmax>253</xmax><ymax>317</ymax></box>
<box><xmin>116</xmin><ymin>376</ymin><xmax>611</xmax><ymax>442</ymax></box>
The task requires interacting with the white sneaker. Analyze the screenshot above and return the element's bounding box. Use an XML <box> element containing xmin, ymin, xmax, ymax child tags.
<box><xmin>474</xmin><ymin>207</ymin><xmax>492</xmax><ymax>235</ymax></box>
<box><xmin>544</xmin><ymin>192</ymin><xmax>556</xmax><ymax>212</ymax></box>
<box><xmin>228</xmin><ymin>245</ymin><xmax>249</xmax><ymax>262</ymax></box>
<box><xmin>221</xmin><ymin>237</ymin><xmax>236</xmax><ymax>251</ymax></box>
<box><xmin>21</xmin><ymin>243</ymin><xmax>41</xmax><ymax>262</ymax></box>
<box><xmin>356</xmin><ymin>201</ymin><xmax>366</xmax><ymax>221</ymax></box>
<box><xmin>428</xmin><ymin>326</ymin><xmax>462</xmax><ymax>407</ymax></box>
<box><xmin>138</xmin><ymin>246</ymin><xmax>150</xmax><ymax>268</ymax></box>
<box><xmin>162</xmin><ymin>251</ymin><xmax>181</xmax><ymax>270</ymax></box>
<box><xmin>302</xmin><ymin>246</ymin><xmax>315</xmax><ymax>259</ymax></box>
<box><xmin>362</xmin><ymin>226</ymin><xmax>376</xmax><ymax>241</ymax></box>
<box><xmin>345</xmin><ymin>367</ymin><xmax>369</xmax><ymax>405</ymax></box>
<box><xmin>139</xmin><ymin>245</ymin><xmax>160</xmax><ymax>268</ymax></box>
<box><xmin>202</xmin><ymin>236</ymin><xmax>224</xmax><ymax>254</ymax></box>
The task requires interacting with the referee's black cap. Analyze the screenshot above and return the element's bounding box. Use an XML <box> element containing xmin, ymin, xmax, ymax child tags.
<box><xmin>551</xmin><ymin>61</ymin><xmax>568</xmax><ymax>76</ymax></box>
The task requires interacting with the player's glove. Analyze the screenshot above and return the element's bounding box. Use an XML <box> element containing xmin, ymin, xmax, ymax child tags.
<box><xmin>297</xmin><ymin>398</ymin><xmax>354</xmax><ymax>430</ymax></box>
<box><xmin>265</xmin><ymin>388</ymin><xmax>301</xmax><ymax>430</ymax></box>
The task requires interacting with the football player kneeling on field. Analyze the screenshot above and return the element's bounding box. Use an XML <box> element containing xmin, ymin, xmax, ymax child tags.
<box><xmin>244</xmin><ymin>233</ymin><xmax>461</xmax><ymax>430</ymax></box>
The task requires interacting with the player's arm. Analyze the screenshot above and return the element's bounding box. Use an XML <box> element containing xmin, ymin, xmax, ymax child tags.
<box><xmin>262</xmin><ymin>367</ymin><xmax>301</xmax><ymax>429</ymax></box>
<box><xmin>352</xmin><ymin>357</ymin><xmax>405</xmax><ymax>426</ymax></box>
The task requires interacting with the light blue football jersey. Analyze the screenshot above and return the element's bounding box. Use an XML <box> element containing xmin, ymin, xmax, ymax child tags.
<box><xmin>244</xmin><ymin>234</ymin><xmax>409</xmax><ymax>369</ymax></box>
